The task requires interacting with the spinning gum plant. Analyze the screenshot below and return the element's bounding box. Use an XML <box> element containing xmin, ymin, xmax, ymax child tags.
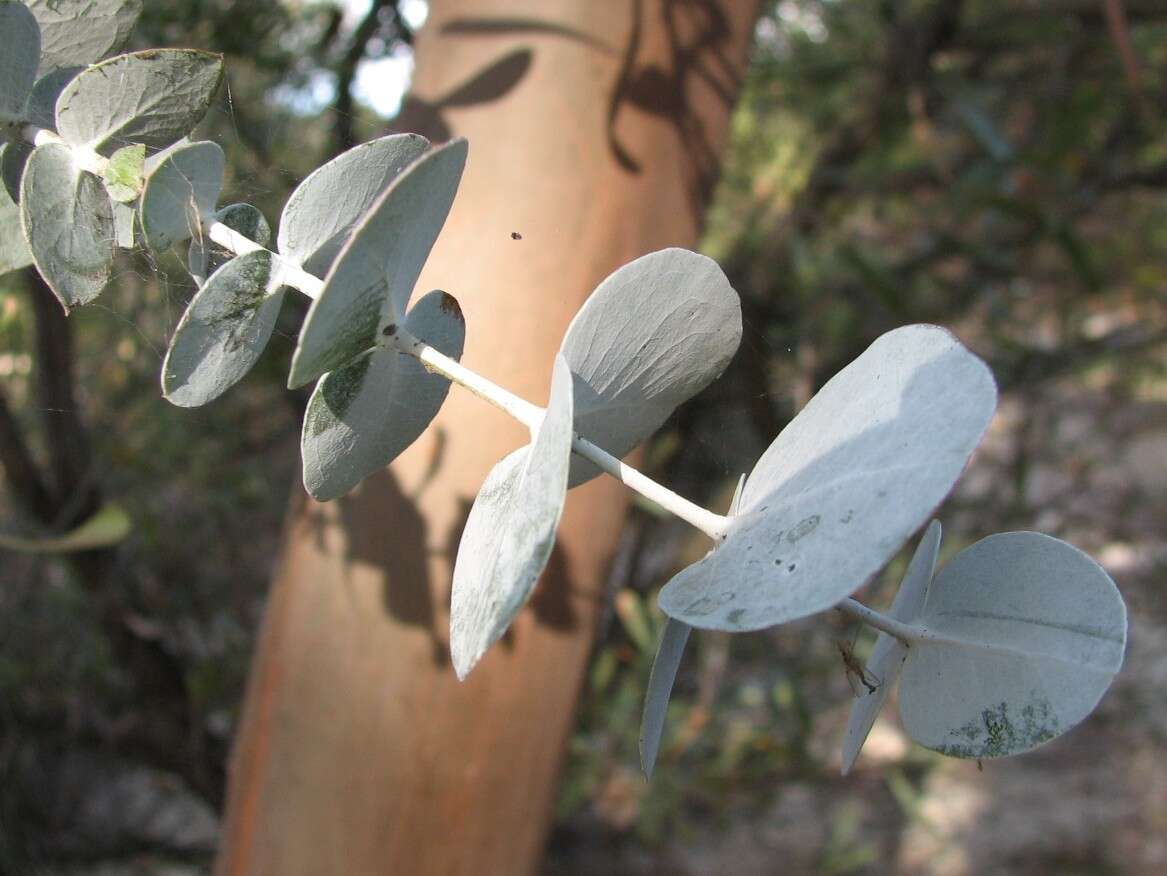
<box><xmin>0</xmin><ymin>0</ymin><xmax>1128</xmax><ymax>778</ymax></box>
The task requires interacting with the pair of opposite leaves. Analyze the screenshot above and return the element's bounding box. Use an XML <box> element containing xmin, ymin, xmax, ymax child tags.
<box><xmin>641</xmin><ymin>519</ymin><xmax>1127</xmax><ymax>779</ymax></box>
<box><xmin>1</xmin><ymin>1</ymin><xmax>223</xmax><ymax>307</ymax></box>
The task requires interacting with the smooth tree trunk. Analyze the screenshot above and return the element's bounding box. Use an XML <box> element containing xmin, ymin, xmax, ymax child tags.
<box><xmin>216</xmin><ymin>2</ymin><xmax>757</xmax><ymax>873</ymax></box>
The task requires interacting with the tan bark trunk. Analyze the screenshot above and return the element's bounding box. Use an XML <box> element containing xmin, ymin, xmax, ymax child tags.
<box><xmin>216</xmin><ymin>2</ymin><xmax>757</xmax><ymax>873</ymax></box>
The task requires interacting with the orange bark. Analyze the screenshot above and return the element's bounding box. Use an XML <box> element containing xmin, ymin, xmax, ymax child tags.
<box><xmin>216</xmin><ymin>2</ymin><xmax>757</xmax><ymax>872</ymax></box>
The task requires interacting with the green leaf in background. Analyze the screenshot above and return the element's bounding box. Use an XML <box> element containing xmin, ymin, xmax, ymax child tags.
<box><xmin>302</xmin><ymin>290</ymin><xmax>466</xmax><ymax>500</ymax></box>
<box><xmin>19</xmin><ymin>141</ymin><xmax>114</xmax><ymax>309</ymax></box>
<box><xmin>0</xmin><ymin>503</ymin><xmax>131</xmax><ymax>553</ymax></box>
<box><xmin>25</xmin><ymin>0</ymin><xmax>142</xmax><ymax>76</ymax></box>
<box><xmin>56</xmin><ymin>49</ymin><xmax>224</xmax><ymax>157</ymax></box>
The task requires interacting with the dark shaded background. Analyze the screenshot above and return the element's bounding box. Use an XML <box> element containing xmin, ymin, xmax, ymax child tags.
<box><xmin>0</xmin><ymin>1</ymin><xmax>1164</xmax><ymax>873</ymax></box>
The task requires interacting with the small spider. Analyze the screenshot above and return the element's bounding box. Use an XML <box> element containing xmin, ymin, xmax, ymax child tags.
<box><xmin>838</xmin><ymin>640</ymin><xmax>880</xmax><ymax>695</ymax></box>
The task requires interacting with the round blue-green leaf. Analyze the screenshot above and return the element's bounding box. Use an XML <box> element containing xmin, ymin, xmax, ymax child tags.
<box><xmin>139</xmin><ymin>140</ymin><xmax>224</xmax><ymax>251</ymax></box>
<box><xmin>0</xmin><ymin>174</ymin><xmax>33</xmax><ymax>274</ymax></box>
<box><xmin>161</xmin><ymin>250</ymin><xmax>287</xmax><ymax>407</ymax></box>
<box><xmin>56</xmin><ymin>49</ymin><xmax>224</xmax><ymax>157</ymax></box>
<box><xmin>0</xmin><ymin>2</ymin><xmax>40</xmax><ymax>121</ymax></box>
<box><xmin>189</xmin><ymin>203</ymin><xmax>271</xmax><ymax>287</ymax></box>
<box><xmin>26</xmin><ymin>66</ymin><xmax>83</xmax><ymax>130</ymax></box>
<box><xmin>899</xmin><ymin>532</ymin><xmax>1126</xmax><ymax>760</ymax></box>
<box><xmin>450</xmin><ymin>353</ymin><xmax>574</xmax><ymax>680</ymax></box>
<box><xmin>561</xmin><ymin>248</ymin><xmax>741</xmax><ymax>487</ymax></box>
<box><xmin>659</xmin><ymin>325</ymin><xmax>997</xmax><ymax>632</ymax></box>
<box><xmin>278</xmin><ymin>133</ymin><xmax>430</xmax><ymax>276</ymax></box>
<box><xmin>26</xmin><ymin>0</ymin><xmax>142</xmax><ymax>76</ymax></box>
<box><xmin>19</xmin><ymin>142</ymin><xmax>114</xmax><ymax>309</ymax></box>
<box><xmin>1</xmin><ymin>139</ymin><xmax>32</xmax><ymax>205</ymax></box>
<box><xmin>288</xmin><ymin>138</ymin><xmax>467</xmax><ymax>389</ymax></box>
<box><xmin>840</xmin><ymin>519</ymin><xmax>941</xmax><ymax>775</ymax></box>
<box><xmin>302</xmin><ymin>290</ymin><xmax>466</xmax><ymax>500</ymax></box>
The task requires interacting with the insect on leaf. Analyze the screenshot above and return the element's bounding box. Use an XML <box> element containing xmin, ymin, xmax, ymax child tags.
<box><xmin>289</xmin><ymin>138</ymin><xmax>467</xmax><ymax>388</ymax></box>
<box><xmin>102</xmin><ymin>143</ymin><xmax>146</xmax><ymax>203</ymax></box>
<box><xmin>840</xmin><ymin>519</ymin><xmax>941</xmax><ymax>774</ymax></box>
<box><xmin>301</xmin><ymin>290</ymin><xmax>466</xmax><ymax>500</ymax></box>
<box><xmin>658</xmin><ymin>325</ymin><xmax>996</xmax><ymax>632</ymax></box>
<box><xmin>560</xmin><ymin>248</ymin><xmax>742</xmax><ymax>487</ymax></box>
<box><xmin>898</xmin><ymin>532</ymin><xmax>1126</xmax><ymax>759</ymax></box>
<box><xmin>449</xmin><ymin>354</ymin><xmax>574</xmax><ymax>680</ymax></box>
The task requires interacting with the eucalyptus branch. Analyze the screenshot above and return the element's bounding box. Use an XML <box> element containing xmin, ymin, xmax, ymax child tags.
<box><xmin>1</xmin><ymin>0</ymin><xmax>1128</xmax><ymax>779</ymax></box>
<box><xmin>398</xmin><ymin>330</ymin><xmax>730</xmax><ymax>540</ymax></box>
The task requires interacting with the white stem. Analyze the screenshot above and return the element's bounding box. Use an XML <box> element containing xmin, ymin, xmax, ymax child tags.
<box><xmin>206</xmin><ymin>221</ymin><xmax>323</xmax><ymax>299</ymax></box>
<box><xmin>836</xmin><ymin>598</ymin><xmax>921</xmax><ymax>644</ymax></box>
<box><xmin>398</xmin><ymin>330</ymin><xmax>730</xmax><ymax>540</ymax></box>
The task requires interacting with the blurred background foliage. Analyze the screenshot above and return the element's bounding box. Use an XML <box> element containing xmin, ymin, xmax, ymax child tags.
<box><xmin>1</xmin><ymin>1</ymin><xmax>1165</xmax><ymax>873</ymax></box>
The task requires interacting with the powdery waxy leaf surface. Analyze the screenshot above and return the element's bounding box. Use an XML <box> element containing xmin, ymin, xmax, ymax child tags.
<box><xmin>278</xmin><ymin>133</ymin><xmax>430</xmax><ymax>276</ymax></box>
<box><xmin>26</xmin><ymin>66</ymin><xmax>83</xmax><ymax>130</ymax></box>
<box><xmin>899</xmin><ymin>532</ymin><xmax>1126</xmax><ymax>759</ymax></box>
<box><xmin>162</xmin><ymin>250</ymin><xmax>287</xmax><ymax>407</ymax></box>
<box><xmin>0</xmin><ymin>176</ymin><xmax>33</xmax><ymax>274</ymax></box>
<box><xmin>189</xmin><ymin>203</ymin><xmax>270</xmax><ymax>287</ymax></box>
<box><xmin>638</xmin><ymin>618</ymin><xmax>691</xmax><ymax>780</ymax></box>
<box><xmin>561</xmin><ymin>248</ymin><xmax>742</xmax><ymax>487</ymax></box>
<box><xmin>0</xmin><ymin>2</ymin><xmax>40</xmax><ymax>120</ymax></box>
<box><xmin>450</xmin><ymin>354</ymin><xmax>574</xmax><ymax>680</ymax></box>
<box><xmin>639</xmin><ymin>475</ymin><xmax>744</xmax><ymax>779</ymax></box>
<box><xmin>139</xmin><ymin>140</ymin><xmax>224</xmax><ymax>250</ymax></box>
<box><xmin>1</xmin><ymin>139</ymin><xmax>31</xmax><ymax>203</ymax></box>
<box><xmin>56</xmin><ymin>49</ymin><xmax>223</xmax><ymax>157</ymax></box>
<box><xmin>288</xmin><ymin>138</ymin><xmax>467</xmax><ymax>388</ymax></box>
<box><xmin>659</xmin><ymin>324</ymin><xmax>997</xmax><ymax>632</ymax></box>
<box><xmin>302</xmin><ymin>290</ymin><xmax>465</xmax><ymax>500</ymax></box>
<box><xmin>840</xmin><ymin>519</ymin><xmax>941</xmax><ymax>774</ymax></box>
<box><xmin>19</xmin><ymin>142</ymin><xmax>114</xmax><ymax>309</ymax></box>
<box><xmin>26</xmin><ymin>0</ymin><xmax>142</xmax><ymax>76</ymax></box>
<box><xmin>112</xmin><ymin>200</ymin><xmax>136</xmax><ymax>249</ymax></box>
